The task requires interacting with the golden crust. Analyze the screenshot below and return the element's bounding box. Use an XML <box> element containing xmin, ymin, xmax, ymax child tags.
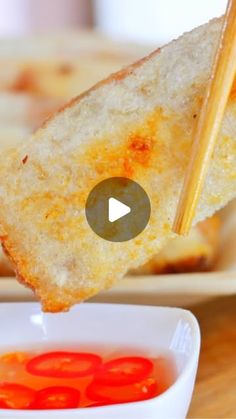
<box><xmin>0</xmin><ymin>218</ymin><xmax>117</xmax><ymax>311</ymax></box>
<box><xmin>0</xmin><ymin>18</ymin><xmax>235</xmax><ymax>312</ymax></box>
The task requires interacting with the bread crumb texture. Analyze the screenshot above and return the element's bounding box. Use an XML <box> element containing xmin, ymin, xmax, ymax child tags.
<box><xmin>0</xmin><ymin>17</ymin><xmax>235</xmax><ymax>311</ymax></box>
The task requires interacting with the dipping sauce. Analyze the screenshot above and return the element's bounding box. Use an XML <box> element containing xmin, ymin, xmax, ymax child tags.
<box><xmin>0</xmin><ymin>347</ymin><xmax>176</xmax><ymax>410</ymax></box>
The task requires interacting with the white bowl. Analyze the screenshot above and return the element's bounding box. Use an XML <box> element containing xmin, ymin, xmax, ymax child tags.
<box><xmin>0</xmin><ymin>303</ymin><xmax>200</xmax><ymax>419</ymax></box>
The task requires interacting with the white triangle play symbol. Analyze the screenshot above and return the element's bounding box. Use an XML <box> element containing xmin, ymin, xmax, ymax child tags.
<box><xmin>108</xmin><ymin>197</ymin><xmax>131</xmax><ymax>223</ymax></box>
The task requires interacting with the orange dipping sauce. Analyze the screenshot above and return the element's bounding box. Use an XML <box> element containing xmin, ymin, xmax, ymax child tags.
<box><xmin>0</xmin><ymin>346</ymin><xmax>176</xmax><ymax>410</ymax></box>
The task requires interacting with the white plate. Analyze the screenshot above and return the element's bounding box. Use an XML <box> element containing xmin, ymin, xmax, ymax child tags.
<box><xmin>1</xmin><ymin>271</ymin><xmax>236</xmax><ymax>307</ymax></box>
<box><xmin>0</xmin><ymin>302</ymin><xmax>200</xmax><ymax>419</ymax></box>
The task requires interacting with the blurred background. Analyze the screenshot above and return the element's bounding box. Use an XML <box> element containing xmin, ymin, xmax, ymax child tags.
<box><xmin>0</xmin><ymin>0</ymin><xmax>227</xmax><ymax>43</ymax></box>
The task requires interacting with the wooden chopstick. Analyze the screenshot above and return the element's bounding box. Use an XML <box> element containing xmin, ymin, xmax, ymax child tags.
<box><xmin>173</xmin><ymin>0</ymin><xmax>236</xmax><ymax>235</ymax></box>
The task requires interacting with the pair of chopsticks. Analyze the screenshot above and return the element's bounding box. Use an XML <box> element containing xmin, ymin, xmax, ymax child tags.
<box><xmin>173</xmin><ymin>0</ymin><xmax>236</xmax><ymax>235</ymax></box>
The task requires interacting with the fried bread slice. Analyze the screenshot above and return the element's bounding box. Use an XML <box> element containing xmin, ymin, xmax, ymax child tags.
<box><xmin>0</xmin><ymin>17</ymin><xmax>235</xmax><ymax>311</ymax></box>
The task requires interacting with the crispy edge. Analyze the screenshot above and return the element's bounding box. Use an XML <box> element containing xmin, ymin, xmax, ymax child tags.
<box><xmin>0</xmin><ymin>230</ymin><xmax>115</xmax><ymax>312</ymax></box>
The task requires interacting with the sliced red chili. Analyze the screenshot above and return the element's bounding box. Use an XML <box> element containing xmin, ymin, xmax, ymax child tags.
<box><xmin>94</xmin><ymin>356</ymin><xmax>153</xmax><ymax>386</ymax></box>
<box><xmin>86</xmin><ymin>377</ymin><xmax>158</xmax><ymax>404</ymax></box>
<box><xmin>0</xmin><ymin>383</ymin><xmax>36</xmax><ymax>409</ymax></box>
<box><xmin>32</xmin><ymin>386</ymin><xmax>80</xmax><ymax>410</ymax></box>
<box><xmin>26</xmin><ymin>351</ymin><xmax>102</xmax><ymax>378</ymax></box>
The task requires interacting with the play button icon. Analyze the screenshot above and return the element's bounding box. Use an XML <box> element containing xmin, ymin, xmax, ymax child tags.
<box><xmin>85</xmin><ymin>177</ymin><xmax>151</xmax><ymax>242</ymax></box>
<box><xmin>108</xmin><ymin>198</ymin><xmax>131</xmax><ymax>222</ymax></box>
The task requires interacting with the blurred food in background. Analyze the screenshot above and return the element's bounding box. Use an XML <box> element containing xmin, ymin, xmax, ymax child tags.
<box><xmin>0</xmin><ymin>31</ymin><xmax>149</xmax><ymax>151</ymax></box>
<box><xmin>0</xmin><ymin>250</ymin><xmax>13</xmax><ymax>276</ymax></box>
<box><xmin>131</xmin><ymin>217</ymin><xmax>221</xmax><ymax>275</ymax></box>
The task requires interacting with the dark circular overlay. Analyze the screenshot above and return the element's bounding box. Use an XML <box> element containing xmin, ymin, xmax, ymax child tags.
<box><xmin>85</xmin><ymin>177</ymin><xmax>151</xmax><ymax>242</ymax></box>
